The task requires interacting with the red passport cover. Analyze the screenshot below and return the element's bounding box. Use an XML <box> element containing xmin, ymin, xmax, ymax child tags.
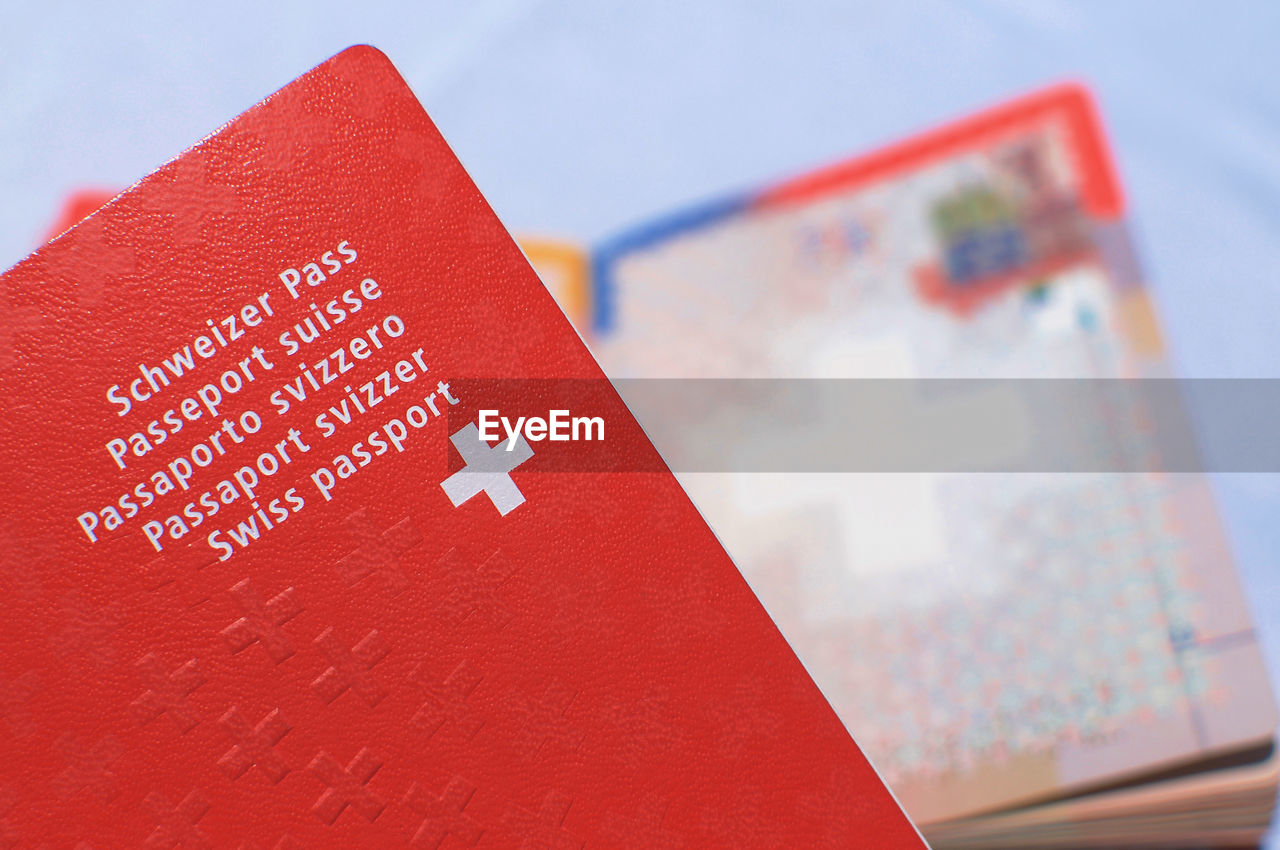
<box><xmin>0</xmin><ymin>46</ymin><xmax>924</xmax><ymax>848</ymax></box>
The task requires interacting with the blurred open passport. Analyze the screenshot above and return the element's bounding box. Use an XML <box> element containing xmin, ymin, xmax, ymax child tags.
<box><xmin>530</xmin><ymin>85</ymin><xmax>1279</xmax><ymax>847</ymax></box>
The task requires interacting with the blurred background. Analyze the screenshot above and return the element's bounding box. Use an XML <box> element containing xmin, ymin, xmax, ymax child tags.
<box><xmin>4</xmin><ymin>1</ymin><xmax>1279</xmax><ymax>845</ymax></box>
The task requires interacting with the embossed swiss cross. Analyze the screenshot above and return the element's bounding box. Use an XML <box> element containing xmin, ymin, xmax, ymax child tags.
<box><xmin>221</xmin><ymin>579</ymin><xmax>302</xmax><ymax>664</ymax></box>
<box><xmin>143</xmin><ymin>788</ymin><xmax>211</xmax><ymax>850</ymax></box>
<box><xmin>403</xmin><ymin>775</ymin><xmax>484</xmax><ymax>849</ymax></box>
<box><xmin>0</xmin><ymin>785</ymin><xmax>16</xmax><ymax>849</ymax></box>
<box><xmin>51</xmin><ymin>590</ymin><xmax>121</xmax><ymax>669</ymax></box>
<box><xmin>0</xmin><ymin>671</ymin><xmax>38</xmax><ymax>738</ymax></box>
<box><xmin>600</xmin><ymin>797</ymin><xmax>685</xmax><ymax>850</ymax></box>
<box><xmin>141</xmin><ymin>539</ymin><xmax>221</xmax><ymax>609</ymax></box>
<box><xmin>217</xmin><ymin>707</ymin><xmax>291</xmax><ymax>784</ymax></box>
<box><xmin>53</xmin><ymin>733</ymin><xmax>124</xmax><ymax>803</ymax></box>
<box><xmin>412</xmin><ymin>660</ymin><xmax>484</xmax><ymax>740</ymax></box>
<box><xmin>0</xmin><ymin>521</ymin><xmax>54</xmax><ymax>604</ymax></box>
<box><xmin>308</xmin><ymin>748</ymin><xmax>386</xmax><ymax>825</ymax></box>
<box><xmin>393</xmin><ymin>125</ymin><xmax>466</xmax><ymax>208</ymax></box>
<box><xmin>231</xmin><ymin>105</ymin><xmax>335</xmax><ymax>175</ymax></box>
<box><xmin>312</xmin><ymin>627</ymin><xmax>390</xmax><ymax>707</ymax></box>
<box><xmin>143</xmin><ymin>156</ymin><xmax>241</xmax><ymax>248</ymax></box>
<box><xmin>511</xmin><ymin>680</ymin><xmax>583</xmax><ymax>757</ymax></box>
<box><xmin>333</xmin><ymin>508</ymin><xmax>422</xmax><ymax>596</ymax></box>
<box><xmin>437</xmin><ymin>548</ymin><xmax>518</xmax><ymax>631</ymax></box>
<box><xmin>42</xmin><ymin>212</ymin><xmax>138</xmax><ymax>309</ymax></box>
<box><xmin>501</xmin><ymin>791</ymin><xmax>583</xmax><ymax>850</ymax></box>
<box><xmin>130</xmin><ymin>653</ymin><xmax>206</xmax><ymax>733</ymax></box>
<box><xmin>0</xmin><ymin>285</ymin><xmax>43</xmax><ymax>371</ymax></box>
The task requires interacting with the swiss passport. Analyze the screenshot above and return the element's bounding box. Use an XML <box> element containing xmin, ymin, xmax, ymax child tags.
<box><xmin>0</xmin><ymin>47</ymin><xmax>924</xmax><ymax>847</ymax></box>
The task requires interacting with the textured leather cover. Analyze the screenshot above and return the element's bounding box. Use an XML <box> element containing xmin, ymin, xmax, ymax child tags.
<box><xmin>0</xmin><ymin>46</ymin><xmax>925</xmax><ymax>848</ymax></box>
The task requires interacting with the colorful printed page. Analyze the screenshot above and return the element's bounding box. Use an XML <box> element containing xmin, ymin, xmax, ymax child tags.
<box><xmin>590</xmin><ymin>84</ymin><xmax>1277</xmax><ymax>825</ymax></box>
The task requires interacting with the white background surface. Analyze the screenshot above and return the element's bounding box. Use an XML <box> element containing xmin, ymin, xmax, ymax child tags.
<box><xmin>3</xmin><ymin>0</ymin><xmax>1278</xmax><ymax>840</ymax></box>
